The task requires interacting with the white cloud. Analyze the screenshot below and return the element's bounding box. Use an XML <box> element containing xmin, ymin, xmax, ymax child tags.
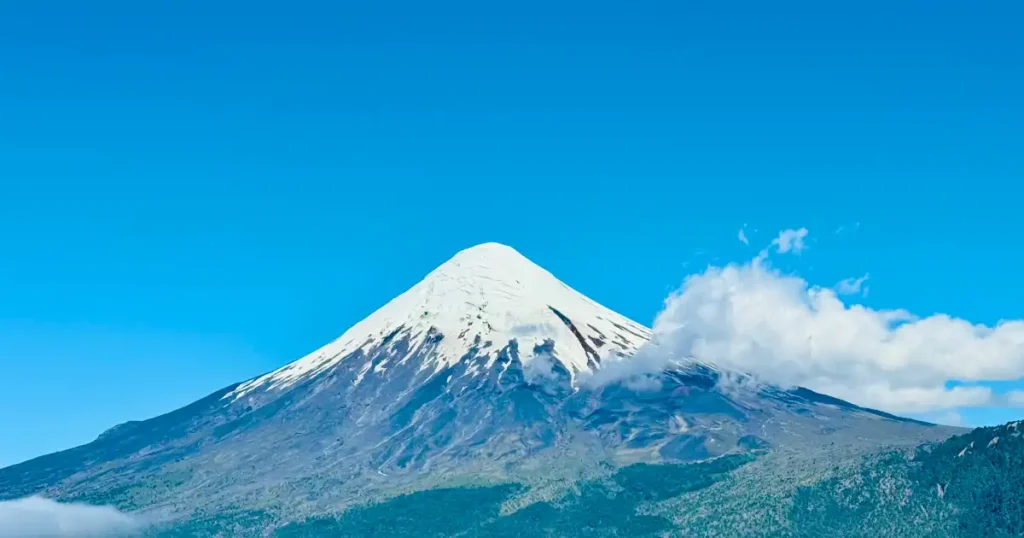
<box><xmin>737</xmin><ymin>227</ymin><xmax>749</xmax><ymax>245</ymax></box>
<box><xmin>836</xmin><ymin>273</ymin><xmax>869</xmax><ymax>296</ymax></box>
<box><xmin>772</xmin><ymin>228</ymin><xmax>808</xmax><ymax>254</ymax></box>
<box><xmin>523</xmin><ymin>351</ymin><xmax>557</xmax><ymax>383</ymax></box>
<box><xmin>1004</xmin><ymin>390</ymin><xmax>1024</xmax><ymax>408</ymax></box>
<box><xmin>924</xmin><ymin>410</ymin><xmax>966</xmax><ymax>427</ymax></box>
<box><xmin>591</xmin><ymin>231</ymin><xmax>1024</xmax><ymax>415</ymax></box>
<box><xmin>808</xmin><ymin>383</ymin><xmax>992</xmax><ymax>415</ymax></box>
<box><xmin>0</xmin><ymin>497</ymin><xmax>140</xmax><ymax>538</ymax></box>
<box><xmin>623</xmin><ymin>374</ymin><xmax>664</xmax><ymax>392</ymax></box>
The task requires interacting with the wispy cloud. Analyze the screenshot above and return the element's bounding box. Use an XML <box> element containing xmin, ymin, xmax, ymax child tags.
<box><xmin>1004</xmin><ymin>390</ymin><xmax>1024</xmax><ymax>408</ymax></box>
<box><xmin>836</xmin><ymin>273</ymin><xmax>869</xmax><ymax>296</ymax></box>
<box><xmin>926</xmin><ymin>410</ymin><xmax>966</xmax><ymax>427</ymax></box>
<box><xmin>835</xmin><ymin>222</ymin><xmax>861</xmax><ymax>235</ymax></box>
<box><xmin>771</xmin><ymin>228</ymin><xmax>808</xmax><ymax>254</ymax></box>
<box><xmin>0</xmin><ymin>497</ymin><xmax>141</xmax><ymax>538</ymax></box>
<box><xmin>589</xmin><ymin>227</ymin><xmax>1024</xmax><ymax>415</ymax></box>
<box><xmin>737</xmin><ymin>226</ymin><xmax>749</xmax><ymax>245</ymax></box>
<box><xmin>750</xmin><ymin>227</ymin><xmax>809</xmax><ymax>265</ymax></box>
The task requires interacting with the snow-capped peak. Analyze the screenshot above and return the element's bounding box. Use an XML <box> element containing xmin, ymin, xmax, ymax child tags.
<box><xmin>232</xmin><ymin>242</ymin><xmax>651</xmax><ymax>396</ymax></box>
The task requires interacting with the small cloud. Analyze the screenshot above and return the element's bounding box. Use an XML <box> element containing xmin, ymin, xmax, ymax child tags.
<box><xmin>836</xmin><ymin>274</ymin><xmax>869</xmax><ymax>296</ymax></box>
<box><xmin>927</xmin><ymin>410</ymin><xmax>965</xmax><ymax>427</ymax></box>
<box><xmin>834</xmin><ymin>222</ymin><xmax>860</xmax><ymax>235</ymax></box>
<box><xmin>0</xmin><ymin>497</ymin><xmax>141</xmax><ymax>537</ymax></box>
<box><xmin>738</xmin><ymin>226</ymin><xmax>750</xmax><ymax>245</ymax></box>
<box><xmin>523</xmin><ymin>352</ymin><xmax>556</xmax><ymax>382</ymax></box>
<box><xmin>623</xmin><ymin>374</ymin><xmax>663</xmax><ymax>392</ymax></box>
<box><xmin>772</xmin><ymin>228</ymin><xmax>809</xmax><ymax>254</ymax></box>
<box><xmin>752</xmin><ymin>227</ymin><xmax>810</xmax><ymax>265</ymax></box>
<box><xmin>1004</xmin><ymin>390</ymin><xmax>1024</xmax><ymax>408</ymax></box>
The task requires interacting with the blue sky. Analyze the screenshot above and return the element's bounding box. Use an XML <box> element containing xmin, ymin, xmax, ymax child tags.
<box><xmin>1</xmin><ymin>0</ymin><xmax>1022</xmax><ymax>467</ymax></box>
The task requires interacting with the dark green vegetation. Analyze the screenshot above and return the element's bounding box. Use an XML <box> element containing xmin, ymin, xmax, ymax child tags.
<box><xmin>789</xmin><ymin>420</ymin><xmax>1024</xmax><ymax>537</ymax></box>
<box><xmin>147</xmin><ymin>420</ymin><xmax>1024</xmax><ymax>537</ymax></box>
<box><xmin>151</xmin><ymin>454</ymin><xmax>755</xmax><ymax>537</ymax></box>
<box><xmin>151</xmin><ymin>511</ymin><xmax>277</xmax><ymax>538</ymax></box>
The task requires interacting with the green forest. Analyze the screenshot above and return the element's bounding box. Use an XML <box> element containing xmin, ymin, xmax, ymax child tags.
<box><xmin>151</xmin><ymin>421</ymin><xmax>1024</xmax><ymax>537</ymax></box>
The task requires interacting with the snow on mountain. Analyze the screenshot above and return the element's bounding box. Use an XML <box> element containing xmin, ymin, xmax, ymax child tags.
<box><xmin>0</xmin><ymin>242</ymin><xmax>962</xmax><ymax>530</ymax></box>
<box><xmin>232</xmin><ymin>242</ymin><xmax>651</xmax><ymax>397</ymax></box>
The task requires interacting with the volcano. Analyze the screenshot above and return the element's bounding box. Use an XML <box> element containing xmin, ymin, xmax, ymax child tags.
<box><xmin>0</xmin><ymin>243</ymin><xmax>957</xmax><ymax>532</ymax></box>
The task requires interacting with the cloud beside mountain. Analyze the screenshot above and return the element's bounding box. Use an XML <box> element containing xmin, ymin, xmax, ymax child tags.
<box><xmin>593</xmin><ymin>228</ymin><xmax>1024</xmax><ymax>416</ymax></box>
<box><xmin>0</xmin><ymin>496</ymin><xmax>140</xmax><ymax>538</ymax></box>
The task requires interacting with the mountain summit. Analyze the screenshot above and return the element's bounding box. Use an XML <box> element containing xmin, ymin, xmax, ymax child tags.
<box><xmin>233</xmin><ymin>243</ymin><xmax>650</xmax><ymax>398</ymax></box>
<box><xmin>0</xmin><ymin>243</ymin><xmax>959</xmax><ymax>533</ymax></box>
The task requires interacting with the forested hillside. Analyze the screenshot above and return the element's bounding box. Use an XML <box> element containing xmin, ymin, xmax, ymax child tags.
<box><xmin>146</xmin><ymin>420</ymin><xmax>1024</xmax><ymax>537</ymax></box>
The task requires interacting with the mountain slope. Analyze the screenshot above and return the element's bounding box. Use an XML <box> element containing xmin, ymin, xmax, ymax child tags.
<box><xmin>777</xmin><ymin>419</ymin><xmax>1024</xmax><ymax>537</ymax></box>
<box><xmin>0</xmin><ymin>243</ymin><xmax>960</xmax><ymax>534</ymax></box>
<box><xmin>176</xmin><ymin>420</ymin><xmax>1010</xmax><ymax>538</ymax></box>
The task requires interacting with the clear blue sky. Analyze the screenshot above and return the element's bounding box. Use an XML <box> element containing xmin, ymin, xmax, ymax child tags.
<box><xmin>1</xmin><ymin>0</ymin><xmax>1022</xmax><ymax>467</ymax></box>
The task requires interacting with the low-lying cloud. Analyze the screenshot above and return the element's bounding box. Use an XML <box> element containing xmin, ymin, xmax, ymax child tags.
<box><xmin>0</xmin><ymin>496</ymin><xmax>141</xmax><ymax>537</ymax></box>
<box><xmin>591</xmin><ymin>228</ymin><xmax>1024</xmax><ymax>416</ymax></box>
